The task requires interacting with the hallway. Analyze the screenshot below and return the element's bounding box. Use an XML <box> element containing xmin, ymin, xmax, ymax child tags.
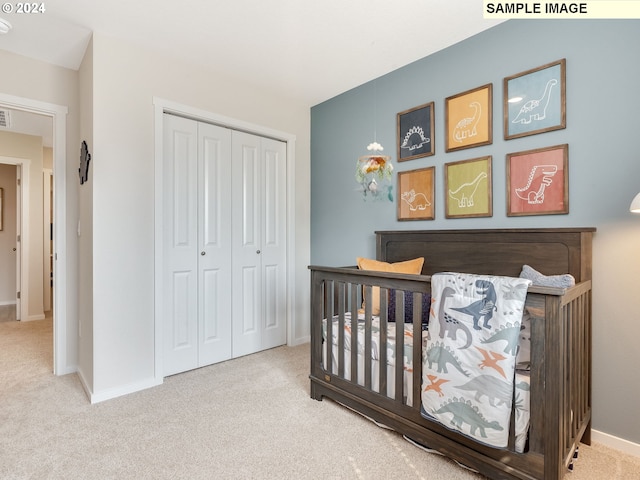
<box><xmin>0</xmin><ymin>317</ymin><xmax>53</xmax><ymax>389</ymax></box>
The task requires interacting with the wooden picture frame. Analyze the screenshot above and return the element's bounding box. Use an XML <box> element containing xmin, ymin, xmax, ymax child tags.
<box><xmin>397</xmin><ymin>167</ymin><xmax>435</xmax><ymax>221</ymax></box>
<box><xmin>504</xmin><ymin>59</ymin><xmax>566</xmax><ymax>140</ymax></box>
<box><xmin>444</xmin><ymin>156</ymin><xmax>492</xmax><ymax>219</ymax></box>
<box><xmin>445</xmin><ymin>84</ymin><xmax>492</xmax><ymax>152</ymax></box>
<box><xmin>397</xmin><ymin>102</ymin><xmax>435</xmax><ymax>161</ymax></box>
<box><xmin>507</xmin><ymin>144</ymin><xmax>568</xmax><ymax>216</ymax></box>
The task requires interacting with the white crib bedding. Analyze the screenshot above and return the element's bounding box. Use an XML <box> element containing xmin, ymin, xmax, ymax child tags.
<box><xmin>322</xmin><ymin>310</ymin><xmax>532</xmax><ymax>453</ymax></box>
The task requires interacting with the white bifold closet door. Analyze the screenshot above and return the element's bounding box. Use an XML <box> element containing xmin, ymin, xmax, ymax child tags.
<box><xmin>231</xmin><ymin>131</ymin><xmax>287</xmax><ymax>358</ymax></box>
<box><xmin>163</xmin><ymin>115</ymin><xmax>233</xmax><ymax>376</ymax></box>
<box><xmin>162</xmin><ymin>114</ymin><xmax>286</xmax><ymax>377</ymax></box>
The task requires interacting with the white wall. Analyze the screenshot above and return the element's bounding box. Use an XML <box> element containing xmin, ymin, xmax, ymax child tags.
<box><xmin>77</xmin><ymin>36</ymin><xmax>94</xmax><ymax>390</ymax></box>
<box><xmin>88</xmin><ymin>33</ymin><xmax>310</xmax><ymax>397</ymax></box>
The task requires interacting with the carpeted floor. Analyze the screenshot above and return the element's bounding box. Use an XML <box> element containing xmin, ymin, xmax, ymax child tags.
<box><xmin>0</xmin><ymin>304</ymin><xmax>17</xmax><ymax>323</ymax></box>
<box><xmin>1</xmin><ymin>319</ymin><xmax>639</xmax><ymax>479</ymax></box>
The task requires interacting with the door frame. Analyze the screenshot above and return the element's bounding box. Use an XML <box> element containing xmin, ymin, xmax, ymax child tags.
<box><xmin>0</xmin><ymin>93</ymin><xmax>70</xmax><ymax>375</ymax></box>
<box><xmin>43</xmin><ymin>168</ymin><xmax>53</xmax><ymax>312</ymax></box>
<box><xmin>153</xmin><ymin>97</ymin><xmax>297</xmax><ymax>381</ymax></box>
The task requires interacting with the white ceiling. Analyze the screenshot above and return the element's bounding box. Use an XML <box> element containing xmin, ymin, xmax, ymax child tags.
<box><xmin>0</xmin><ymin>0</ymin><xmax>504</xmax><ymax>143</ymax></box>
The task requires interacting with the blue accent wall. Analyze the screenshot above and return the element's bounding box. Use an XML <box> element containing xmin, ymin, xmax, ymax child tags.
<box><xmin>311</xmin><ymin>19</ymin><xmax>640</xmax><ymax>445</ymax></box>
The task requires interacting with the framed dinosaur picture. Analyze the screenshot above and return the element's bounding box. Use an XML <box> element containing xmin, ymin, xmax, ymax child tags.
<box><xmin>445</xmin><ymin>83</ymin><xmax>492</xmax><ymax>152</ymax></box>
<box><xmin>397</xmin><ymin>101</ymin><xmax>435</xmax><ymax>161</ymax></box>
<box><xmin>397</xmin><ymin>166</ymin><xmax>435</xmax><ymax>221</ymax></box>
<box><xmin>444</xmin><ymin>156</ymin><xmax>492</xmax><ymax>219</ymax></box>
<box><xmin>503</xmin><ymin>59</ymin><xmax>566</xmax><ymax>140</ymax></box>
<box><xmin>506</xmin><ymin>144</ymin><xmax>569</xmax><ymax>216</ymax></box>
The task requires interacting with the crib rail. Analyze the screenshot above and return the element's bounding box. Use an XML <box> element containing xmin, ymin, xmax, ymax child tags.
<box><xmin>309</xmin><ymin>265</ymin><xmax>592</xmax><ymax>480</ymax></box>
<box><xmin>311</xmin><ymin>266</ymin><xmax>429</xmax><ymax>409</ymax></box>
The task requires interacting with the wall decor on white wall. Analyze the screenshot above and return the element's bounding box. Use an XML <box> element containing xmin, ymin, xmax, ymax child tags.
<box><xmin>79</xmin><ymin>140</ymin><xmax>91</xmax><ymax>185</ymax></box>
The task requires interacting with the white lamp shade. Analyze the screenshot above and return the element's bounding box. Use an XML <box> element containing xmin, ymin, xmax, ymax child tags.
<box><xmin>631</xmin><ymin>192</ymin><xmax>640</xmax><ymax>213</ymax></box>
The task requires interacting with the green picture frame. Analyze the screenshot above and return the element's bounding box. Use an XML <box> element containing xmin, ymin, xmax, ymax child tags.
<box><xmin>444</xmin><ymin>156</ymin><xmax>492</xmax><ymax>219</ymax></box>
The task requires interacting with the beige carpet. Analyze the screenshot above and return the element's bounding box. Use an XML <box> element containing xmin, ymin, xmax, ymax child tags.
<box><xmin>1</xmin><ymin>319</ymin><xmax>639</xmax><ymax>480</ymax></box>
<box><xmin>0</xmin><ymin>304</ymin><xmax>17</xmax><ymax>323</ymax></box>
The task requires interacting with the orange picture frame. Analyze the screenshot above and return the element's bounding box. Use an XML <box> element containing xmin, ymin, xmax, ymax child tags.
<box><xmin>445</xmin><ymin>84</ymin><xmax>493</xmax><ymax>152</ymax></box>
<box><xmin>397</xmin><ymin>167</ymin><xmax>435</xmax><ymax>221</ymax></box>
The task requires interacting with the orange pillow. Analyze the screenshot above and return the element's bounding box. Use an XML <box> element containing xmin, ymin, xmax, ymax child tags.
<box><xmin>356</xmin><ymin>257</ymin><xmax>425</xmax><ymax>315</ymax></box>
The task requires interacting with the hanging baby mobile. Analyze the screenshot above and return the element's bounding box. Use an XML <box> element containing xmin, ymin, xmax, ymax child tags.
<box><xmin>355</xmin><ymin>141</ymin><xmax>394</xmax><ymax>202</ymax></box>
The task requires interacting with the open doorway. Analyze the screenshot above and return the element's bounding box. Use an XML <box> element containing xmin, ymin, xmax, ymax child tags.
<box><xmin>0</xmin><ymin>108</ymin><xmax>53</xmax><ymax>335</ymax></box>
<box><xmin>0</xmin><ymin>94</ymin><xmax>69</xmax><ymax>376</ymax></box>
<box><xmin>0</xmin><ymin>161</ymin><xmax>23</xmax><ymax>322</ymax></box>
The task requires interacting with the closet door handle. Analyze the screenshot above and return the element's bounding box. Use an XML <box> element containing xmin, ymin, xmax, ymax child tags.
<box><xmin>256</xmin><ymin>250</ymin><xmax>261</xmax><ymax>254</ymax></box>
<box><xmin>201</xmin><ymin>251</ymin><xmax>206</xmax><ymax>256</ymax></box>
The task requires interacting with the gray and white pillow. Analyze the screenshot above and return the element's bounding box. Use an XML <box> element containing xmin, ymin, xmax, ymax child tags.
<box><xmin>519</xmin><ymin>264</ymin><xmax>575</xmax><ymax>288</ymax></box>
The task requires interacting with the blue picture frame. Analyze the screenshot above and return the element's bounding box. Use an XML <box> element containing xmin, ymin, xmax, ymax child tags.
<box><xmin>504</xmin><ymin>59</ymin><xmax>566</xmax><ymax>140</ymax></box>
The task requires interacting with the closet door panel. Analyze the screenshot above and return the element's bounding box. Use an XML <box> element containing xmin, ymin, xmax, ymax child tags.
<box><xmin>163</xmin><ymin>114</ymin><xmax>199</xmax><ymax>375</ymax></box>
<box><xmin>200</xmin><ymin>267</ymin><xmax>229</xmax><ymax>362</ymax></box>
<box><xmin>261</xmin><ymin>138</ymin><xmax>287</xmax><ymax>349</ymax></box>
<box><xmin>170</xmin><ymin>271</ymin><xmax>196</xmax><ymax>347</ymax></box>
<box><xmin>232</xmin><ymin>131</ymin><xmax>262</xmax><ymax>357</ymax></box>
<box><xmin>198</xmin><ymin>123</ymin><xmax>232</xmax><ymax>365</ymax></box>
<box><xmin>240</xmin><ymin>143</ymin><xmax>259</xmax><ymax>247</ymax></box>
<box><xmin>241</xmin><ymin>266</ymin><xmax>259</xmax><ymax>333</ymax></box>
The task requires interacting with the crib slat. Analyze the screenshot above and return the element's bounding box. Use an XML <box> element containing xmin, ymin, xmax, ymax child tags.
<box><xmin>337</xmin><ymin>281</ymin><xmax>346</xmax><ymax>378</ymax></box>
<box><xmin>527</xmin><ymin>294</ymin><xmax>545</xmax><ymax>454</ymax></box>
<box><xmin>325</xmin><ymin>280</ymin><xmax>334</xmax><ymax>375</ymax></box>
<box><xmin>364</xmin><ymin>285</ymin><xmax>372</xmax><ymax>390</ymax></box>
<box><xmin>379</xmin><ymin>288</ymin><xmax>388</xmax><ymax>397</ymax></box>
<box><xmin>412</xmin><ymin>291</ymin><xmax>423</xmax><ymax>410</ymax></box>
<box><xmin>395</xmin><ymin>292</ymin><xmax>404</xmax><ymax>403</ymax></box>
<box><xmin>350</xmin><ymin>281</ymin><xmax>358</xmax><ymax>384</ymax></box>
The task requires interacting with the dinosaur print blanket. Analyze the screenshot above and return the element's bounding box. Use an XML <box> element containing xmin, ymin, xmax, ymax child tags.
<box><xmin>420</xmin><ymin>272</ymin><xmax>531</xmax><ymax>449</ymax></box>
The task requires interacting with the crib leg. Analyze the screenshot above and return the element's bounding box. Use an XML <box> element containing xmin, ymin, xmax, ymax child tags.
<box><xmin>568</xmin><ymin>446</ymin><xmax>579</xmax><ymax>472</ymax></box>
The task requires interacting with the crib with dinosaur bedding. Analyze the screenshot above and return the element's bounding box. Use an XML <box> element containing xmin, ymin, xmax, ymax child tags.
<box><xmin>309</xmin><ymin>228</ymin><xmax>594</xmax><ymax>480</ymax></box>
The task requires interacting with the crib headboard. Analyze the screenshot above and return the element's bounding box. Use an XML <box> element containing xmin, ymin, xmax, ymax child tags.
<box><xmin>376</xmin><ymin>228</ymin><xmax>595</xmax><ymax>283</ymax></box>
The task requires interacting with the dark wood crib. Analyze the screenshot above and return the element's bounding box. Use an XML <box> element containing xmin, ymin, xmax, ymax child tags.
<box><xmin>309</xmin><ymin>228</ymin><xmax>594</xmax><ymax>480</ymax></box>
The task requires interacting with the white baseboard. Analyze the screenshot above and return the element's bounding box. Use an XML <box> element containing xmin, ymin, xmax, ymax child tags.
<box><xmin>76</xmin><ymin>367</ymin><xmax>92</xmax><ymax>400</ymax></box>
<box><xmin>90</xmin><ymin>377</ymin><xmax>163</xmax><ymax>404</ymax></box>
<box><xmin>24</xmin><ymin>313</ymin><xmax>46</xmax><ymax>321</ymax></box>
<box><xmin>56</xmin><ymin>363</ymin><xmax>77</xmax><ymax>376</ymax></box>
<box><xmin>592</xmin><ymin>429</ymin><xmax>640</xmax><ymax>458</ymax></box>
<box><xmin>289</xmin><ymin>335</ymin><xmax>310</xmax><ymax>347</ymax></box>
